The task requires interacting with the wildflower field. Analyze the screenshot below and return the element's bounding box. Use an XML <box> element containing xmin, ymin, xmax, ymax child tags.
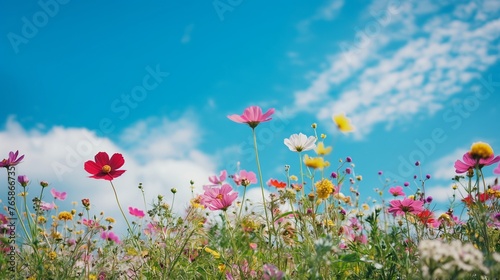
<box><xmin>1</xmin><ymin>106</ymin><xmax>500</xmax><ymax>279</ymax></box>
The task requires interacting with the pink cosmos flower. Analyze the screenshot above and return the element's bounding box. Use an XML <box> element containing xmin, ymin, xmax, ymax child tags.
<box><xmin>454</xmin><ymin>152</ymin><xmax>500</xmax><ymax>173</ymax></box>
<box><xmin>494</xmin><ymin>163</ymin><xmax>500</xmax><ymax>175</ymax></box>
<box><xmin>0</xmin><ymin>150</ymin><xmax>25</xmax><ymax>168</ymax></box>
<box><xmin>200</xmin><ymin>184</ymin><xmax>238</xmax><ymax>211</ymax></box>
<box><xmin>389</xmin><ymin>186</ymin><xmax>405</xmax><ymax>197</ymax></box>
<box><xmin>40</xmin><ymin>201</ymin><xmax>56</xmax><ymax>211</ymax></box>
<box><xmin>208</xmin><ymin>170</ymin><xmax>227</xmax><ymax>185</ymax></box>
<box><xmin>128</xmin><ymin>207</ymin><xmax>145</xmax><ymax>218</ymax></box>
<box><xmin>227</xmin><ymin>106</ymin><xmax>275</xmax><ymax>128</ymax></box>
<box><xmin>262</xmin><ymin>264</ymin><xmax>284</xmax><ymax>280</ymax></box>
<box><xmin>232</xmin><ymin>170</ymin><xmax>257</xmax><ymax>187</ymax></box>
<box><xmin>50</xmin><ymin>188</ymin><xmax>67</xmax><ymax>201</ymax></box>
<box><xmin>100</xmin><ymin>231</ymin><xmax>120</xmax><ymax>243</ymax></box>
<box><xmin>84</xmin><ymin>152</ymin><xmax>126</xmax><ymax>181</ymax></box>
<box><xmin>82</xmin><ymin>218</ymin><xmax>100</xmax><ymax>228</ymax></box>
<box><xmin>388</xmin><ymin>198</ymin><xmax>424</xmax><ymax>216</ymax></box>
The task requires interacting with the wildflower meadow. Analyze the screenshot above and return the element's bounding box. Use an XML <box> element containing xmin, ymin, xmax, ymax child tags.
<box><xmin>2</xmin><ymin>105</ymin><xmax>500</xmax><ymax>279</ymax></box>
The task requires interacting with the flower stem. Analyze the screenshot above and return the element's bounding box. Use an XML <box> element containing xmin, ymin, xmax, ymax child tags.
<box><xmin>109</xmin><ymin>181</ymin><xmax>133</xmax><ymax>236</ymax></box>
<box><xmin>299</xmin><ymin>152</ymin><xmax>305</xmax><ymax>197</ymax></box>
<box><xmin>252</xmin><ymin>128</ymin><xmax>271</xmax><ymax>243</ymax></box>
<box><xmin>238</xmin><ymin>186</ymin><xmax>247</xmax><ymax>219</ymax></box>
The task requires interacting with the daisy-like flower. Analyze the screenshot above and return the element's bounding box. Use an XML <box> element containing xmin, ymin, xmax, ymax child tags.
<box><xmin>40</xmin><ymin>201</ymin><xmax>55</xmax><ymax>211</ymax></box>
<box><xmin>303</xmin><ymin>154</ymin><xmax>328</xmax><ymax>170</ymax></box>
<box><xmin>84</xmin><ymin>152</ymin><xmax>126</xmax><ymax>181</ymax></box>
<box><xmin>332</xmin><ymin>113</ymin><xmax>354</xmax><ymax>133</ymax></box>
<box><xmin>51</xmin><ymin>188</ymin><xmax>67</xmax><ymax>201</ymax></box>
<box><xmin>58</xmin><ymin>211</ymin><xmax>73</xmax><ymax>221</ymax></box>
<box><xmin>267</xmin><ymin>179</ymin><xmax>286</xmax><ymax>189</ymax></box>
<box><xmin>0</xmin><ymin>150</ymin><xmax>25</xmax><ymax>168</ymax></box>
<box><xmin>233</xmin><ymin>170</ymin><xmax>257</xmax><ymax>187</ymax></box>
<box><xmin>284</xmin><ymin>133</ymin><xmax>316</xmax><ymax>152</ymax></box>
<box><xmin>200</xmin><ymin>184</ymin><xmax>238</xmax><ymax>211</ymax></box>
<box><xmin>454</xmin><ymin>152</ymin><xmax>500</xmax><ymax>174</ymax></box>
<box><xmin>128</xmin><ymin>207</ymin><xmax>145</xmax><ymax>218</ymax></box>
<box><xmin>388</xmin><ymin>198</ymin><xmax>424</xmax><ymax>216</ymax></box>
<box><xmin>315</xmin><ymin>142</ymin><xmax>332</xmax><ymax>156</ymax></box>
<box><xmin>316</xmin><ymin>179</ymin><xmax>334</xmax><ymax>199</ymax></box>
<box><xmin>389</xmin><ymin>186</ymin><xmax>405</xmax><ymax>197</ymax></box>
<box><xmin>227</xmin><ymin>106</ymin><xmax>275</xmax><ymax>129</ymax></box>
<box><xmin>101</xmin><ymin>231</ymin><xmax>120</xmax><ymax>243</ymax></box>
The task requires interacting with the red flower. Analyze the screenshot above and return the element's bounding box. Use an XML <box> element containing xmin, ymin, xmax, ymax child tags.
<box><xmin>267</xmin><ymin>179</ymin><xmax>286</xmax><ymax>189</ymax></box>
<box><xmin>84</xmin><ymin>152</ymin><xmax>126</xmax><ymax>181</ymax></box>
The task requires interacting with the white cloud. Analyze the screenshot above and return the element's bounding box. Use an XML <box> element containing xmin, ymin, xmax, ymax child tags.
<box><xmin>426</xmin><ymin>184</ymin><xmax>457</xmax><ymax>203</ymax></box>
<box><xmin>180</xmin><ymin>23</ymin><xmax>195</xmax><ymax>44</ymax></box>
<box><xmin>291</xmin><ymin>0</ymin><xmax>500</xmax><ymax>139</ymax></box>
<box><xmin>297</xmin><ymin>0</ymin><xmax>345</xmax><ymax>38</ymax></box>
<box><xmin>0</xmin><ymin>115</ymin><xmax>216</xmax><ymax>234</ymax></box>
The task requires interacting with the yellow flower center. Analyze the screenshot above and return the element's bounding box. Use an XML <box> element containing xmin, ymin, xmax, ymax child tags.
<box><xmin>216</xmin><ymin>194</ymin><xmax>223</xmax><ymax>200</ymax></box>
<box><xmin>469</xmin><ymin>142</ymin><xmax>494</xmax><ymax>159</ymax></box>
<box><xmin>102</xmin><ymin>165</ymin><xmax>112</xmax><ymax>173</ymax></box>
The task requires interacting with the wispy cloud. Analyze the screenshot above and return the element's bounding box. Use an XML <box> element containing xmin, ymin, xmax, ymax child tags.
<box><xmin>296</xmin><ymin>0</ymin><xmax>344</xmax><ymax>38</ymax></box>
<box><xmin>291</xmin><ymin>0</ymin><xmax>500</xmax><ymax>139</ymax></box>
<box><xmin>181</xmin><ymin>23</ymin><xmax>195</xmax><ymax>44</ymax></box>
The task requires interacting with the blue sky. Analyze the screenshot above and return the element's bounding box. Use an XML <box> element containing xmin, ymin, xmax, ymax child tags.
<box><xmin>1</xmin><ymin>0</ymin><xmax>500</xmax><ymax>224</ymax></box>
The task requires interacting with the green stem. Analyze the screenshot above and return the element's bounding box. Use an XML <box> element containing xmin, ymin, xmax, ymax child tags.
<box><xmin>252</xmin><ymin>128</ymin><xmax>271</xmax><ymax>245</ymax></box>
<box><xmin>299</xmin><ymin>152</ymin><xmax>305</xmax><ymax>197</ymax></box>
<box><xmin>239</xmin><ymin>186</ymin><xmax>247</xmax><ymax>219</ymax></box>
<box><xmin>110</xmin><ymin>181</ymin><xmax>133</xmax><ymax>234</ymax></box>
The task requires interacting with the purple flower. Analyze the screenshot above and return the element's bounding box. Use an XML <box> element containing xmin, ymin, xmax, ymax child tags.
<box><xmin>0</xmin><ymin>150</ymin><xmax>25</xmax><ymax>168</ymax></box>
<box><xmin>331</xmin><ymin>172</ymin><xmax>337</xmax><ymax>179</ymax></box>
<box><xmin>415</xmin><ymin>161</ymin><xmax>420</xmax><ymax>166</ymax></box>
<box><xmin>18</xmin><ymin>175</ymin><xmax>29</xmax><ymax>187</ymax></box>
<box><xmin>101</xmin><ymin>231</ymin><xmax>120</xmax><ymax>243</ymax></box>
<box><xmin>51</xmin><ymin>188</ymin><xmax>67</xmax><ymax>201</ymax></box>
<box><xmin>404</xmin><ymin>182</ymin><xmax>410</xmax><ymax>187</ymax></box>
<box><xmin>346</xmin><ymin>157</ymin><xmax>352</xmax><ymax>163</ymax></box>
<box><xmin>345</xmin><ymin>168</ymin><xmax>351</xmax><ymax>175</ymax></box>
<box><xmin>262</xmin><ymin>264</ymin><xmax>284</xmax><ymax>280</ymax></box>
<box><xmin>426</xmin><ymin>174</ymin><xmax>431</xmax><ymax>179</ymax></box>
<box><xmin>378</xmin><ymin>171</ymin><xmax>383</xmax><ymax>175</ymax></box>
<box><xmin>426</xmin><ymin>196</ymin><xmax>433</xmax><ymax>203</ymax></box>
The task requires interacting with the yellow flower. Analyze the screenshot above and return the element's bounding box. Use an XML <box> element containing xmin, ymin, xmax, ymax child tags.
<box><xmin>332</xmin><ymin>113</ymin><xmax>354</xmax><ymax>133</ymax></box>
<box><xmin>51</xmin><ymin>231</ymin><xmax>62</xmax><ymax>239</ymax></box>
<box><xmin>190</xmin><ymin>195</ymin><xmax>205</xmax><ymax>209</ymax></box>
<box><xmin>289</xmin><ymin>175</ymin><xmax>298</xmax><ymax>181</ymax></box>
<box><xmin>320</xmin><ymin>133</ymin><xmax>327</xmax><ymax>139</ymax></box>
<box><xmin>452</xmin><ymin>184</ymin><xmax>458</xmax><ymax>190</ymax></box>
<box><xmin>89</xmin><ymin>274</ymin><xmax>97</xmax><ymax>280</ymax></box>
<box><xmin>48</xmin><ymin>251</ymin><xmax>57</xmax><ymax>260</ymax></box>
<box><xmin>218</xmin><ymin>263</ymin><xmax>226</xmax><ymax>272</ymax></box>
<box><xmin>105</xmin><ymin>217</ymin><xmax>116</xmax><ymax>223</ymax></box>
<box><xmin>58</xmin><ymin>211</ymin><xmax>73</xmax><ymax>221</ymax></box>
<box><xmin>37</xmin><ymin>216</ymin><xmax>47</xmax><ymax>224</ymax></box>
<box><xmin>315</xmin><ymin>142</ymin><xmax>332</xmax><ymax>156</ymax></box>
<box><xmin>362</xmin><ymin>203</ymin><xmax>369</xmax><ymax>211</ymax></box>
<box><xmin>316</xmin><ymin>179</ymin><xmax>334</xmax><ymax>199</ymax></box>
<box><xmin>470</xmin><ymin>142</ymin><xmax>494</xmax><ymax>159</ymax></box>
<box><xmin>18</xmin><ymin>192</ymin><xmax>28</xmax><ymax>197</ymax></box>
<box><xmin>205</xmin><ymin>247</ymin><xmax>220</xmax><ymax>259</ymax></box>
<box><xmin>303</xmin><ymin>154</ymin><xmax>328</xmax><ymax>170</ymax></box>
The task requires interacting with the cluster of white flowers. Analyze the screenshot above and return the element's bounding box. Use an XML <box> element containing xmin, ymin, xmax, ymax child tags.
<box><xmin>418</xmin><ymin>239</ymin><xmax>489</xmax><ymax>279</ymax></box>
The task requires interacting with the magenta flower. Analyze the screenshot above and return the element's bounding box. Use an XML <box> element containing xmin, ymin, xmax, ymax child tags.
<box><xmin>40</xmin><ymin>201</ymin><xmax>55</xmax><ymax>211</ymax></box>
<box><xmin>17</xmin><ymin>175</ymin><xmax>30</xmax><ymax>187</ymax></box>
<box><xmin>128</xmin><ymin>207</ymin><xmax>145</xmax><ymax>218</ymax></box>
<box><xmin>0</xmin><ymin>150</ymin><xmax>25</xmax><ymax>168</ymax></box>
<box><xmin>495</xmin><ymin>164</ymin><xmax>500</xmax><ymax>175</ymax></box>
<box><xmin>200</xmin><ymin>184</ymin><xmax>238</xmax><ymax>211</ymax></box>
<box><xmin>262</xmin><ymin>264</ymin><xmax>284</xmax><ymax>280</ymax></box>
<box><xmin>50</xmin><ymin>188</ymin><xmax>67</xmax><ymax>201</ymax></box>
<box><xmin>82</xmin><ymin>218</ymin><xmax>100</xmax><ymax>228</ymax></box>
<box><xmin>389</xmin><ymin>186</ymin><xmax>405</xmax><ymax>197</ymax></box>
<box><xmin>227</xmin><ymin>106</ymin><xmax>275</xmax><ymax>128</ymax></box>
<box><xmin>454</xmin><ymin>152</ymin><xmax>500</xmax><ymax>173</ymax></box>
<box><xmin>208</xmin><ymin>170</ymin><xmax>227</xmax><ymax>185</ymax></box>
<box><xmin>100</xmin><ymin>231</ymin><xmax>120</xmax><ymax>243</ymax></box>
<box><xmin>388</xmin><ymin>198</ymin><xmax>424</xmax><ymax>216</ymax></box>
<box><xmin>233</xmin><ymin>170</ymin><xmax>257</xmax><ymax>187</ymax></box>
<box><xmin>84</xmin><ymin>152</ymin><xmax>126</xmax><ymax>181</ymax></box>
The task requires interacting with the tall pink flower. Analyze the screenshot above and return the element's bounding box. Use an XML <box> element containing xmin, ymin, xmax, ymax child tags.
<box><xmin>454</xmin><ymin>152</ymin><xmax>500</xmax><ymax>173</ymax></box>
<box><xmin>208</xmin><ymin>170</ymin><xmax>227</xmax><ymax>185</ymax></box>
<box><xmin>388</xmin><ymin>198</ymin><xmax>424</xmax><ymax>216</ymax></box>
<box><xmin>100</xmin><ymin>231</ymin><xmax>120</xmax><ymax>243</ymax></box>
<box><xmin>200</xmin><ymin>184</ymin><xmax>238</xmax><ymax>211</ymax></box>
<box><xmin>233</xmin><ymin>170</ymin><xmax>257</xmax><ymax>187</ymax></box>
<box><xmin>51</xmin><ymin>188</ymin><xmax>67</xmax><ymax>201</ymax></box>
<box><xmin>389</xmin><ymin>186</ymin><xmax>405</xmax><ymax>197</ymax></box>
<box><xmin>128</xmin><ymin>207</ymin><xmax>145</xmax><ymax>218</ymax></box>
<box><xmin>0</xmin><ymin>150</ymin><xmax>24</xmax><ymax>168</ymax></box>
<box><xmin>227</xmin><ymin>106</ymin><xmax>275</xmax><ymax>128</ymax></box>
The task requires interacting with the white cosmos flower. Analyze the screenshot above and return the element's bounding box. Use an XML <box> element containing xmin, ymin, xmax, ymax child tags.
<box><xmin>284</xmin><ymin>133</ymin><xmax>317</xmax><ymax>152</ymax></box>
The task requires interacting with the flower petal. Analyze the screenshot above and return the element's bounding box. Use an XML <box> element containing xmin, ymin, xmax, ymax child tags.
<box><xmin>84</xmin><ymin>160</ymin><xmax>102</xmax><ymax>174</ymax></box>
<box><xmin>94</xmin><ymin>152</ymin><xmax>110</xmax><ymax>167</ymax></box>
<box><xmin>109</xmin><ymin>153</ymin><xmax>125</xmax><ymax>169</ymax></box>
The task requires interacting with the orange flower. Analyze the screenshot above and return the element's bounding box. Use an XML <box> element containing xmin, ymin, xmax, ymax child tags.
<box><xmin>267</xmin><ymin>179</ymin><xmax>286</xmax><ymax>189</ymax></box>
